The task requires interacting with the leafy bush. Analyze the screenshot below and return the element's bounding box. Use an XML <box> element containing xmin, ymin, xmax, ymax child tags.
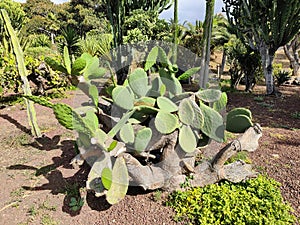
<box><xmin>167</xmin><ymin>175</ymin><xmax>296</xmax><ymax>224</ymax></box>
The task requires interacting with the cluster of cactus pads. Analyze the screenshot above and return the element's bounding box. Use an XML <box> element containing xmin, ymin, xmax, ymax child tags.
<box><xmin>25</xmin><ymin>46</ymin><xmax>256</xmax><ymax>205</ymax></box>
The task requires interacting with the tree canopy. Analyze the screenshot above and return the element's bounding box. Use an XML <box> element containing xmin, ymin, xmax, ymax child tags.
<box><xmin>223</xmin><ymin>0</ymin><xmax>300</xmax><ymax>94</ymax></box>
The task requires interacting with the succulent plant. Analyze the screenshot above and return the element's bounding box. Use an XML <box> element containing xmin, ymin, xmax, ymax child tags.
<box><xmin>226</xmin><ymin>108</ymin><xmax>253</xmax><ymax>133</ymax></box>
<box><xmin>25</xmin><ymin>46</ymin><xmax>255</xmax><ymax>205</ymax></box>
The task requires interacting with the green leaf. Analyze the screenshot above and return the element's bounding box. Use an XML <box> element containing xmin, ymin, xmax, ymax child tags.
<box><xmin>154</xmin><ymin>111</ymin><xmax>179</xmax><ymax>134</ymax></box>
<box><xmin>63</xmin><ymin>46</ymin><xmax>71</xmax><ymax>75</ymax></box>
<box><xmin>101</xmin><ymin>168</ymin><xmax>112</xmax><ymax>190</ymax></box>
<box><xmin>134</xmin><ymin>127</ymin><xmax>152</xmax><ymax>153</ymax></box>
<box><xmin>179</xmin><ymin>125</ymin><xmax>197</xmax><ymax>153</ymax></box>
<box><xmin>196</xmin><ymin>89</ymin><xmax>222</xmax><ymax>103</ymax></box>
<box><xmin>89</xmin><ymin>85</ymin><xmax>99</xmax><ymax>107</ymax></box>
<box><xmin>128</xmin><ymin>68</ymin><xmax>150</xmax><ymax>97</ymax></box>
<box><xmin>106</xmin><ymin>157</ymin><xmax>129</xmax><ymax>204</ymax></box>
<box><xmin>226</xmin><ymin>115</ymin><xmax>253</xmax><ymax>133</ymax></box>
<box><xmin>112</xmin><ymin>86</ymin><xmax>134</xmax><ymax>110</ymax></box>
<box><xmin>71</xmin><ymin>57</ymin><xmax>86</xmax><ymax>75</ymax></box>
<box><xmin>213</xmin><ymin>92</ymin><xmax>228</xmax><ymax>112</ymax></box>
<box><xmin>177</xmin><ymin>67</ymin><xmax>201</xmax><ymax>81</ymax></box>
<box><xmin>157</xmin><ymin>96</ymin><xmax>178</xmax><ymax>112</ymax></box>
<box><xmin>119</xmin><ymin>123</ymin><xmax>135</xmax><ymax>144</ymax></box>
<box><xmin>144</xmin><ymin>46</ymin><xmax>158</xmax><ymax>71</ymax></box>
<box><xmin>200</xmin><ymin>102</ymin><xmax>225</xmax><ymax>142</ymax></box>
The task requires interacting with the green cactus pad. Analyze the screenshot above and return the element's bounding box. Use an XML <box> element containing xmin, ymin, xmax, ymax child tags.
<box><xmin>178</xmin><ymin>99</ymin><xmax>204</xmax><ymax>129</ymax></box>
<box><xmin>178</xmin><ymin>98</ymin><xmax>194</xmax><ymax>125</ymax></box>
<box><xmin>134</xmin><ymin>97</ymin><xmax>156</xmax><ymax>107</ymax></box>
<box><xmin>45</xmin><ymin>57</ymin><xmax>67</xmax><ymax>74</ymax></box>
<box><xmin>197</xmin><ymin>132</ymin><xmax>211</xmax><ymax>148</ymax></box>
<box><xmin>191</xmin><ymin>101</ymin><xmax>204</xmax><ymax>129</ymax></box>
<box><xmin>108</xmin><ymin>110</ymin><xmax>135</xmax><ymax>138</ymax></box>
<box><xmin>213</xmin><ymin>92</ymin><xmax>228</xmax><ymax>112</ymax></box>
<box><xmin>134</xmin><ymin>127</ymin><xmax>152</xmax><ymax>153</ymax></box>
<box><xmin>147</xmin><ymin>77</ymin><xmax>161</xmax><ymax>97</ymax></box>
<box><xmin>227</xmin><ymin>108</ymin><xmax>252</xmax><ymax>121</ymax></box>
<box><xmin>226</xmin><ymin>114</ymin><xmax>253</xmax><ymax>133</ymax></box>
<box><xmin>157</xmin><ymin>96</ymin><xmax>178</xmax><ymax>112</ymax></box>
<box><xmin>196</xmin><ymin>89</ymin><xmax>222</xmax><ymax>103</ymax></box>
<box><xmin>63</xmin><ymin>46</ymin><xmax>71</xmax><ymax>74</ymax></box>
<box><xmin>93</xmin><ymin>129</ymin><xmax>107</xmax><ymax>146</ymax></box>
<box><xmin>144</xmin><ymin>46</ymin><xmax>158</xmax><ymax>71</ymax></box>
<box><xmin>23</xmin><ymin>95</ymin><xmax>54</xmax><ymax>108</ymax></box>
<box><xmin>159</xmin><ymin>68</ymin><xmax>182</xmax><ymax>96</ymax></box>
<box><xmin>87</xmin><ymin>153</ymin><xmax>112</xmax><ymax>195</ymax></box>
<box><xmin>200</xmin><ymin>102</ymin><xmax>225</xmax><ymax>142</ymax></box>
<box><xmin>78</xmin><ymin>132</ymin><xmax>91</xmax><ymax>148</ymax></box>
<box><xmin>119</xmin><ymin>123</ymin><xmax>135</xmax><ymax>144</ymax></box>
<box><xmin>154</xmin><ymin>111</ymin><xmax>179</xmax><ymax>134</ymax></box>
<box><xmin>157</xmin><ymin>46</ymin><xmax>170</xmax><ymax>67</ymax></box>
<box><xmin>89</xmin><ymin>85</ymin><xmax>99</xmax><ymax>107</ymax></box>
<box><xmin>112</xmin><ymin>86</ymin><xmax>134</xmax><ymax>110</ymax></box>
<box><xmin>83</xmin><ymin>110</ymin><xmax>99</xmax><ymax>132</ymax></box>
<box><xmin>128</xmin><ymin>68</ymin><xmax>150</xmax><ymax>97</ymax></box>
<box><xmin>101</xmin><ymin>167</ymin><xmax>112</xmax><ymax>190</ymax></box>
<box><xmin>179</xmin><ymin>125</ymin><xmax>197</xmax><ymax>153</ymax></box>
<box><xmin>83</xmin><ymin>57</ymin><xmax>106</xmax><ymax>80</ymax></box>
<box><xmin>106</xmin><ymin>157</ymin><xmax>129</xmax><ymax>205</ymax></box>
<box><xmin>177</xmin><ymin>67</ymin><xmax>201</xmax><ymax>81</ymax></box>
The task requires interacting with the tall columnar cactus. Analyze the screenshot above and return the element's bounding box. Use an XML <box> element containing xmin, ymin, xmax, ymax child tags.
<box><xmin>223</xmin><ymin>0</ymin><xmax>300</xmax><ymax>94</ymax></box>
<box><xmin>0</xmin><ymin>9</ymin><xmax>41</xmax><ymax>137</ymax></box>
<box><xmin>26</xmin><ymin>46</ymin><xmax>259</xmax><ymax>205</ymax></box>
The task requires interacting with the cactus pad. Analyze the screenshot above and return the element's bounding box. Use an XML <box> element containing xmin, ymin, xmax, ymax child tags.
<box><xmin>179</xmin><ymin>125</ymin><xmax>197</xmax><ymax>153</ymax></box>
<box><xmin>226</xmin><ymin>114</ymin><xmax>253</xmax><ymax>133</ymax></box>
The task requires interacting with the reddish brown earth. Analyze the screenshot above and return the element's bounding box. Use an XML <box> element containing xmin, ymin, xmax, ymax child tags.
<box><xmin>0</xmin><ymin>84</ymin><xmax>299</xmax><ymax>225</ymax></box>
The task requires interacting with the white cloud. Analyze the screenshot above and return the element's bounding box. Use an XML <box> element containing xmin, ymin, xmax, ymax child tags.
<box><xmin>160</xmin><ymin>0</ymin><xmax>225</xmax><ymax>23</ymax></box>
<box><xmin>14</xmin><ymin>0</ymin><xmax>224</xmax><ymax>23</ymax></box>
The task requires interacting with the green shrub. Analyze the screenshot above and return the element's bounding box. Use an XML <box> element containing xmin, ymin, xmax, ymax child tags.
<box><xmin>167</xmin><ymin>175</ymin><xmax>296</xmax><ymax>224</ymax></box>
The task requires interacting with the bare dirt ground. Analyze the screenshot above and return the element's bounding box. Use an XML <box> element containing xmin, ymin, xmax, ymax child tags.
<box><xmin>0</xmin><ymin>84</ymin><xmax>299</xmax><ymax>225</ymax></box>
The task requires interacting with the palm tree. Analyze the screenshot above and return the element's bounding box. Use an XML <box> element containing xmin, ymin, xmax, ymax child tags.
<box><xmin>211</xmin><ymin>13</ymin><xmax>232</xmax><ymax>75</ymax></box>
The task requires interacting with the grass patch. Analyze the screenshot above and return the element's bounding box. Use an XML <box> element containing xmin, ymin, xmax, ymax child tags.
<box><xmin>10</xmin><ymin>187</ymin><xmax>25</xmax><ymax>198</ymax></box>
<box><xmin>41</xmin><ymin>214</ymin><xmax>58</xmax><ymax>225</ymax></box>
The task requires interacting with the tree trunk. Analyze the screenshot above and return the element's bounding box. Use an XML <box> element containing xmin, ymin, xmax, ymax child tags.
<box><xmin>260</xmin><ymin>45</ymin><xmax>275</xmax><ymax>95</ymax></box>
<box><xmin>120</xmin><ymin>124</ymin><xmax>262</xmax><ymax>191</ymax></box>
<box><xmin>172</xmin><ymin>0</ymin><xmax>178</xmax><ymax>64</ymax></box>
<box><xmin>284</xmin><ymin>39</ymin><xmax>300</xmax><ymax>77</ymax></box>
<box><xmin>199</xmin><ymin>0</ymin><xmax>215</xmax><ymax>88</ymax></box>
<box><xmin>220</xmin><ymin>48</ymin><xmax>226</xmax><ymax>75</ymax></box>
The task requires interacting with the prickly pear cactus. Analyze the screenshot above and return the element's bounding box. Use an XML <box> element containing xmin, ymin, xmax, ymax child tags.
<box><xmin>25</xmin><ymin>46</ymin><xmax>257</xmax><ymax>205</ymax></box>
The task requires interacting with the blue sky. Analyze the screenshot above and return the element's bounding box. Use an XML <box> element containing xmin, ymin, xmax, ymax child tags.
<box><xmin>14</xmin><ymin>0</ymin><xmax>224</xmax><ymax>23</ymax></box>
